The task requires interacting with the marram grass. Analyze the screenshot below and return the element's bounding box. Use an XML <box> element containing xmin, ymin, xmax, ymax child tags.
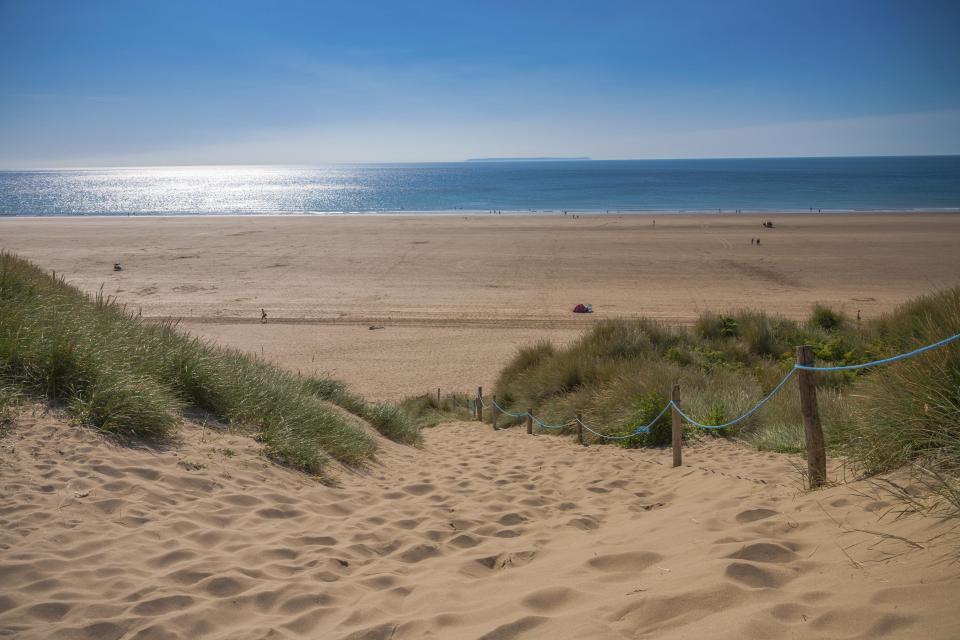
<box><xmin>493</xmin><ymin>295</ymin><xmax>960</xmax><ymax>488</ymax></box>
<box><xmin>0</xmin><ymin>251</ymin><xmax>419</xmax><ymax>473</ymax></box>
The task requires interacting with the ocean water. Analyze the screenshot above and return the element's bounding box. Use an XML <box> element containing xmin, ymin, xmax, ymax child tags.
<box><xmin>1</xmin><ymin>156</ymin><xmax>959</xmax><ymax>216</ymax></box>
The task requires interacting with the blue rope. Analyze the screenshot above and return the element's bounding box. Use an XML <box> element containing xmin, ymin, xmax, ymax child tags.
<box><xmin>473</xmin><ymin>331</ymin><xmax>958</xmax><ymax>439</ymax></box>
<box><xmin>671</xmin><ymin>368</ymin><xmax>797</xmax><ymax>430</ymax></box>
<box><xmin>532</xmin><ymin>415</ymin><xmax>574</xmax><ymax>430</ymax></box>
<box><xmin>576</xmin><ymin>403</ymin><xmax>670</xmax><ymax>440</ymax></box>
<box><xmin>794</xmin><ymin>331</ymin><xmax>960</xmax><ymax>372</ymax></box>
<box><xmin>491</xmin><ymin>398</ymin><xmax>529</xmax><ymax>418</ymax></box>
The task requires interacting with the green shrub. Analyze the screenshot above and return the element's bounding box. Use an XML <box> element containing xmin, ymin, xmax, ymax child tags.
<box><xmin>810</xmin><ymin>304</ymin><xmax>846</xmax><ymax>331</ymax></box>
<box><xmin>737</xmin><ymin>310</ymin><xmax>778</xmax><ymax>356</ymax></box>
<box><xmin>696</xmin><ymin>312</ymin><xmax>738</xmax><ymax>339</ymax></box>
<box><xmin>618</xmin><ymin>392</ymin><xmax>672</xmax><ymax>448</ymax></box>
<box><xmin>665</xmin><ymin>346</ymin><xmax>692</xmax><ymax>366</ymax></box>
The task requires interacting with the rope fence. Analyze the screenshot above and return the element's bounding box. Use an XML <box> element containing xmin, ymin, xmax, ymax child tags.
<box><xmin>463</xmin><ymin>331</ymin><xmax>960</xmax><ymax>489</ymax></box>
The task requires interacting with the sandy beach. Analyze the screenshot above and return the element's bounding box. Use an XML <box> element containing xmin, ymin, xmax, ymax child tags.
<box><xmin>2</xmin><ymin>213</ymin><xmax>959</xmax><ymax>399</ymax></box>
<box><xmin>2</xmin><ymin>212</ymin><xmax>960</xmax><ymax>638</ymax></box>
<box><xmin>5</xmin><ymin>0</ymin><xmax>959</xmax><ymax>636</ymax></box>
<box><xmin>2</xmin><ymin>410</ymin><xmax>959</xmax><ymax>639</ymax></box>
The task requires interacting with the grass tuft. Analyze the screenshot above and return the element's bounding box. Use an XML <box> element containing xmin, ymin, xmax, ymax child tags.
<box><xmin>303</xmin><ymin>376</ymin><xmax>421</xmax><ymax>445</ymax></box>
<box><xmin>494</xmin><ymin>292</ymin><xmax>960</xmax><ymax>467</ymax></box>
<box><xmin>0</xmin><ymin>251</ymin><xmax>416</xmax><ymax>473</ymax></box>
<box><xmin>399</xmin><ymin>392</ymin><xmax>474</xmax><ymax>429</ymax></box>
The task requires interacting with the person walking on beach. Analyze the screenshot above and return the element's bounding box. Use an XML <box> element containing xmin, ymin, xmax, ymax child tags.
<box><xmin>260</xmin><ymin>308</ymin><xmax>268</xmax><ymax>324</ymax></box>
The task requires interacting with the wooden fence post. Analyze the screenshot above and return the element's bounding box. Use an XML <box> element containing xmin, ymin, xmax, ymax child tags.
<box><xmin>477</xmin><ymin>386</ymin><xmax>483</xmax><ymax>423</ymax></box>
<box><xmin>526</xmin><ymin>409</ymin><xmax>533</xmax><ymax>435</ymax></box>
<box><xmin>491</xmin><ymin>394</ymin><xmax>499</xmax><ymax>430</ymax></box>
<box><xmin>671</xmin><ymin>384</ymin><xmax>682</xmax><ymax>467</ymax></box>
<box><xmin>797</xmin><ymin>345</ymin><xmax>826</xmax><ymax>489</ymax></box>
<box><xmin>437</xmin><ymin>387</ymin><xmax>441</xmax><ymax>403</ymax></box>
<box><xmin>576</xmin><ymin>413</ymin><xmax>584</xmax><ymax>445</ymax></box>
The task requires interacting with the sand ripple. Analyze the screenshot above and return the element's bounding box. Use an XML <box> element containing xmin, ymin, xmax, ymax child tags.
<box><xmin>2</xmin><ymin>414</ymin><xmax>959</xmax><ymax>638</ymax></box>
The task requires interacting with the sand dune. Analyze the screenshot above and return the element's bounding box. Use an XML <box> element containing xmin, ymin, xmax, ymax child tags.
<box><xmin>2</xmin><ymin>411</ymin><xmax>958</xmax><ymax>639</ymax></box>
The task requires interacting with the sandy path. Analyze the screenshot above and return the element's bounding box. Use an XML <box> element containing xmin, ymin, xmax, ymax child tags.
<box><xmin>2</xmin><ymin>213</ymin><xmax>960</xmax><ymax>399</ymax></box>
<box><xmin>2</xmin><ymin>413</ymin><xmax>957</xmax><ymax>639</ymax></box>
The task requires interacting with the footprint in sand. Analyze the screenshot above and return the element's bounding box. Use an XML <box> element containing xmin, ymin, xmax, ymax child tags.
<box><xmin>767</xmin><ymin>602</ymin><xmax>810</xmax><ymax>623</ymax></box>
<box><xmin>521</xmin><ymin>586</ymin><xmax>578</xmax><ymax>612</ymax></box>
<box><xmin>735</xmin><ymin>508</ymin><xmax>779</xmax><ymax>523</ymax></box>
<box><xmin>221</xmin><ymin>493</ymin><xmax>263</xmax><ymax>507</ymax></box>
<box><xmin>478</xmin><ymin>615</ymin><xmax>548</xmax><ymax>640</ymax></box>
<box><xmin>497</xmin><ymin>512</ymin><xmax>526</xmax><ymax>526</ymax></box>
<box><xmin>403</xmin><ymin>483</ymin><xmax>435</xmax><ymax>496</ymax></box>
<box><xmin>724</xmin><ymin>562</ymin><xmax>794</xmax><ymax>588</ymax></box>
<box><xmin>147</xmin><ymin>549</ymin><xmax>198</xmax><ymax>569</ymax></box>
<box><xmin>24</xmin><ymin>601</ymin><xmax>72</xmax><ymax>622</ymax></box>
<box><xmin>397</xmin><ymin>543</ymin><xmax>441</xmax><ymax>563</ymax></box>
<box><xmin>296</xmin><ymin>535</ymin><xmax>337</xmax><ymax>546</ymax></box>
<box><xmin>450</xmin><ymin>533</ymin><xmax>481</xmax><ymax>548</ymax></box>
<box><xmin>587</xmin><ymin>551</ymin><xmax>662</xmax><ymax>573</ymax></box>
<box><xmin>728</xmin><ymin>542</ymin><xmax>797</xmax><ymax>564</ymax></box>
<box><xmin>566</xmin><ymin>515</ymin><xmax>600</xmax><ymax>531</ymax></box>
<box><xmin>462</xmin><ymin>551</ymin><xmax>537</xmax><ymax>577</ymax></box>
<box><xmin>132</xmin><ymin>595</ymin><xmax>195</xmax><ymax>616</ymax></box>
<box><xmin>255</xmin><ymin>506</ymin><xmax>303</xmax><ymax>519</ymax></box>
<box><xmin>204</xmin><ymin>575</ymin><xmax>250</xmax><ymax>598</ymax></box>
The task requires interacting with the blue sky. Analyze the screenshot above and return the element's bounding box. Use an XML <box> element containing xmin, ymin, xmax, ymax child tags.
<box><xmin>1</xmin><ymin>0</ymin><xmax>959</xmax><ymax>167</ymax></box>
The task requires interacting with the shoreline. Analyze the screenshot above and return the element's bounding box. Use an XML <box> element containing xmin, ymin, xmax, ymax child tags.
<box><xmin>4</xmin><ymin>208</ymin><xmax>960</xmax><ymax>218</ymax></box>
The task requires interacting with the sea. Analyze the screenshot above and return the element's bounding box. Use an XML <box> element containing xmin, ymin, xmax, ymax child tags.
<box><xmin>1</xmin><ymin>156</ymin><xmax>959</xmax><ymax>216</ymax></box>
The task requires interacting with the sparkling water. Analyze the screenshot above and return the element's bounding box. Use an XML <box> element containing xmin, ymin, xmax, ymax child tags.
<box><xmin>1</xmin><ymin>156</ymin><xmax>959</xmax><ymax>216</ymax></box>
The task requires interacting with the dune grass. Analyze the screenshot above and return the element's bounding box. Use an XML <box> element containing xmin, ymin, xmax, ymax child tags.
<box><xmin>842</xmin><ymin>290</ymin><xmax>960</xmax><ymax>476</ymax></box>
<box><xmin>399</xmin><ymin>392</ymin><xmax>474</xmax><ymax>429</ymax></box>
<box><xmin>493</xmin><ymin>293</ymin><xmax>960</xmax><ymax>487</ymax></box>
<box><xmin>302</xmin><ymin>377</ymin><xmax>422</xmax><ymax>445</ymax></box>
<box><xmin>0</xmin><ymin>385</ymin><xmax>18</xmax><ymax>438</ymax></box>
<box><xmin>0</xmin><ymin>251</ymin><xmax>418</xmax><ymax>473</ymax></box>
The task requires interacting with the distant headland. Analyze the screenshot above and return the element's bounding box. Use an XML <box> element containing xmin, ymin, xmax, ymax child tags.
<box><xmin>465</xmin><ymin>157</ymin><xmax>591</xmax><ymax>162</ymax></box>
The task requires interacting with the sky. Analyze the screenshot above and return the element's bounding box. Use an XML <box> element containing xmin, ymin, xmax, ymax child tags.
<box><xmin>1</xmin><ymin>0</ymin><xmax>959</xmax><ymax>167</ymax></box>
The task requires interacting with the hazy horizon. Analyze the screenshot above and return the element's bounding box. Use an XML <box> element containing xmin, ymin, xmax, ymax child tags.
<box><xmin>3</xmin><ymin>153</ymin><xmax>960</xmax><ymax>173</ymax></box>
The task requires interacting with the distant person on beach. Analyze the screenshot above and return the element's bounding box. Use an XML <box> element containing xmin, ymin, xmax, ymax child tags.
<box><xmin>260</xmin><ymin>308</ymin><xmax>268</xmax><ymax>324</ymax></box>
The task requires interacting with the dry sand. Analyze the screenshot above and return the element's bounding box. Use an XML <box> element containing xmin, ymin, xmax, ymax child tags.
<box><xmin>2</xmin><ymin>213</ymin><xmax>959</xmax><ymax>399</ymax></box>
<box><xmin>3</xmin><ymin>213</ymin><xmax>960</xmax><ymax>638</ymax></box>
<box><xmin>2</xmin><ymin>412</ymin><xmax>958</xmax><ymax>639</ymax></box>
